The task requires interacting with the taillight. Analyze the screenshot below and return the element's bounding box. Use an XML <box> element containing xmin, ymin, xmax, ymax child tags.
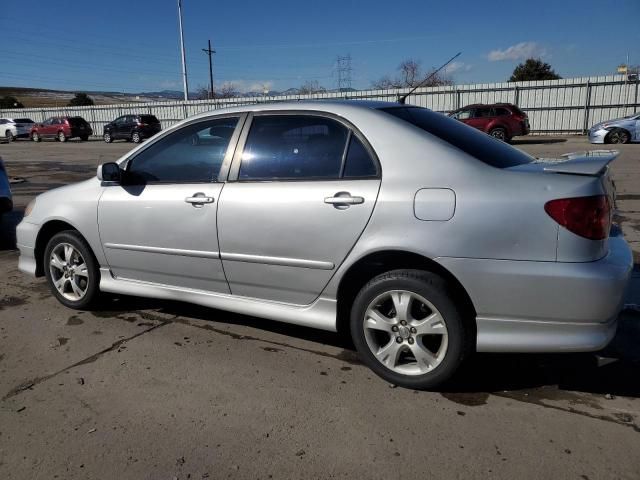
<box><xmin>544</xmin><ymin>195</ymin><xmax>611</xmax><ymax>240</ymax></box>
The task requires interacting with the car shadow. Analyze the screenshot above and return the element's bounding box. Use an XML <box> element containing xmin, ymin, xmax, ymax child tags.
<box><xmin>511</xmin><ymin>137</ymin><xmax>569</xmax><ymax>145</ymax></box>
<box><xmin>93</xmin><ymin>288</ymin><xmax>640</xmax><ymax>398</ymax></box>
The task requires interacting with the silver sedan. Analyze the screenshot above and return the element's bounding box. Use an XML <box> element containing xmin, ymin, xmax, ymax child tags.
<box><xmin>589</xmin><ymin>113</ymin><xmax>639</xmax><ymax>143</ymax></box>
<box><xmin>16</xmin><ymin>101</ymin><xmax>633</xmax><ymax>389</ymax></box>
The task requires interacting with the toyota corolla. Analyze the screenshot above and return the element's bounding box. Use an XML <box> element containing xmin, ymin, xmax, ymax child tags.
<box><xmin>16</xmin><ymin>101</ymin><xmax>633</xmax><ymax>389</ymax></box>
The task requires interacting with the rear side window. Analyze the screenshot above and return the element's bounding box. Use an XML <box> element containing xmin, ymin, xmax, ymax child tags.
<box><xmin>14</xmin><ymin>118</ymin><xmax>33</xmax><ymax>123</ymax></box>
<box><xmin>140</xmin><ymin>115</ymin><xmax>159</xmax><ymax>124</ymax></box>
<box><xmin>127</xmin><ymin>117</ymin><xmax>239</xmax><ymax>183</ymax></box>
<box><xmin>239</xmin><ymin>115</ymin><xmax>348</xmax><ymax>181</ymax></box>
<box><xmin>382</xmin><ymin>107</ymin><xmax>532</xmax><ymax>169</ymax></box>
<box><xmin>343</xmin><ymin>135</ymin><xmax>377</xmax><ymax>178</ymax></box>
<box><xmin>69</xmin><ymin>117</ymin><xmax>88</xmax><ymax>127</ymax></box>
<box><xmin>495</xmin><ymin>107</ymin><xmax>511</xmax><ymax>116</ymax></box>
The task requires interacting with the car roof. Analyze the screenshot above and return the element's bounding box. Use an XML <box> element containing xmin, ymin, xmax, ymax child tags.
<box><xmin>188</xmin><ymin>99</ymin><xmax>404</xmax><ymax>120</ymax></box>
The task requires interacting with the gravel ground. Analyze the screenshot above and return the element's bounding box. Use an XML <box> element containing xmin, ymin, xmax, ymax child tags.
<box><xmin>0</xmin><ymin>136</ymin><xmax>639</xmax><ymax>480</ymax></box>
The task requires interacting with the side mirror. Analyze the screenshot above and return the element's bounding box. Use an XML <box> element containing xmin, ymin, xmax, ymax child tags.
<box><xmin>97</xmin><ymin>162</ymin><xmax>121</xmax><ymax>183</ymax></box>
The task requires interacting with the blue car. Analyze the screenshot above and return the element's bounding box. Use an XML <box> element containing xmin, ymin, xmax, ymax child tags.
<box><xmin>0</xmin><ymin>157</ymin><xmax>13</xmax><ymax>217</ymax></box>
<box><xmin>589</xmin><ymin>112</ymin><xmax>639</xmax><ymax>144</ymax></box>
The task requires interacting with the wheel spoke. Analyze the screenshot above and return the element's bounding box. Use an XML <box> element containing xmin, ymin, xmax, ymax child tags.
<box><xmin>374</xmin><ymin>340</ymin><xmax>403</xmax><ymax>369</ymax></box>
<box><xmin>364</xmin><ymin>308</ymin><xmax>395</xmax><ymax>332</ymax></box>
<box><xmin>74</xmin><ymin>263</ymin><xmax>88</xmax><ymax>277</ymax></box>
<box><xmin>63</xmin><ymin>245</ymin><xmax>74</xmax><ymax>263</ymax></box>
<box><xmin>53</xmin><ymin>277</ymin><xmax>66</xmax><ymax>292</ymax></box>
<box><xmin>413</xmin><ymin>312</ymin><xmax>446</xmax><ymax>336</ymax></box>
<box><xmin>50</xmin><ymin>253</ymin><xmax>65</xmax><ymax>271</ymax></box>
<box><xmin>410</xmin><ymin>343</ymin><xmax>437</xmax><ymax>369</ymax></box>
<box><xmin>390</xmin><ymin>291</ymin><xmax>412</xmax><ymax>321</ymax></box>
<box><xmin>69</xmin><ymin>278</ymin><xmax>84</xmax><ymax>298</ymax></box>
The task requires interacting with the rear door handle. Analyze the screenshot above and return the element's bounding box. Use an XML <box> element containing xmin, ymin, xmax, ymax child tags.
<box><xmin>324</xmin><ymin>192</ymin><xmax>364</xmax><ymax>209</ymax></box>
<box><xmin>185</xmin><ymin>192</ymin><xmax>214</xmax><ymax>207</ymax></box>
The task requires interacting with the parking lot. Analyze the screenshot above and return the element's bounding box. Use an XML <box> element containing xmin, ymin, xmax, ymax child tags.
<box><xmin>0</xmin><ymin>137</ymin><xmax>639</xmax><ymax>479</ymax></box>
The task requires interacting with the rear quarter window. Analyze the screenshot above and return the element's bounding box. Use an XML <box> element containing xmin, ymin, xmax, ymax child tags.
<box><xmin>140</xmin><ymin>115</ymin><xmax>160</xmax><ymax>124</ymax></box>
<box><xmin>382</xmin><ymin>107</ymin><xmax>532</xmax><ymax>169</ymax></box>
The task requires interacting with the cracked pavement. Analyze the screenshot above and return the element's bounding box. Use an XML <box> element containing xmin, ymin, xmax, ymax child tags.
<box><xmin>0</xmin><ymin>138</ymin><xmax>639</xmax><ymax>479</ymax></box>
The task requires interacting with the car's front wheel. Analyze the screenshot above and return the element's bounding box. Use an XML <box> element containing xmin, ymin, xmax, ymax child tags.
<box><xmin>350</xmin><ymin>269</ymin><xmax>472</xmax><ymax>390</ymax></box>
<box><xmin>57</xmin><ymin>131</ymin><xmax>67</xmax><ymax>142</ymax></box>
<box><xmin>5</xmin><ymin>131</ymin><xmax>14</xmax><ymax>143</ymax></box>
<box><xmin>131</xmin><ymin>131</ymin><xmax>141</xmax><ymax>143</ymax></box>
<box><xmin>606</xmin><ymin>128</ymin><xmax>630</xmax><ymax>144</ymax></box>
<box><xmin>44</xmin><ymin>231</ymin><xmax>100</xmax><ymax>309</ymax></box>
<box><xmin>103</xmin><ymin>132</ymin><xmax>113</xmax><ymax>143</ymax></box>
<box><xmin>31</xmin><ymin>132</ymin><xmax>40</xmax><ymax>142</ymax></box>
<box><xmin>489</xmin><ymin>127</ymin><xmax>508</xmax><ymax>142</ymax></box>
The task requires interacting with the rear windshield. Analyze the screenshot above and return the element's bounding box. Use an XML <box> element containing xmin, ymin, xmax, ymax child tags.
<box><xmin>14</xmin><ymin>118</ymin><xmax>34</xmax><ymax>123</ymax></box>
<box><xmin>140</xmin><ymin>115</ymin><xmax>159</xmax><ymax>124</ymax></box>
<box><xmin>68</xmin><ymin>117</ymin><xmax>88</xmax><ymax>127</ymax></box>
<box><xmin>381</xmin><ymin>107</ymin><xmax>533</xmax><ymax>169</ymax></box>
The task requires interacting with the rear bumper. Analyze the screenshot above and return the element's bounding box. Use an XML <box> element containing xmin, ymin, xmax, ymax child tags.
<box><xmin>437</xmin><ymin>231</ymin><xmax>633</xmax><ymax>352</ymax></box>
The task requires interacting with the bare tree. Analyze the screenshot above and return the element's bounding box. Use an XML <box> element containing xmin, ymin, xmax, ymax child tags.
<box><xmin>399</xmin><ymin>59</ymin><xmax>421</xmax><ymax>87</ymax></box>
<box><xmin>372</xmin><ymin>58</ymin><xmax>453</xmax><ymax>89</ymax></box>
<box><xmin>194</xmin><ymin>85</ymin><xmax>211</xmax><ymax>100</ymax></box>
<box><xmin>215</xmin><ymin>82</ymin><xmax>238</xmax><ymax>99</ymax></box>
<box><xmin>298</xmin><ymin>80</ymin><xmax>327</xmax><ymax>95</ymax></box>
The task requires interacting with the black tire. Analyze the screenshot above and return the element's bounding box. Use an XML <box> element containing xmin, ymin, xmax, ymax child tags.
<box><xmin>32</xmin><ymin>132</ymin><xmax>41</xmax><ymax>142</ymax></box>
<box><xmin>80</xmin><ymin>135</ymin><xmax>89</xmax><ymax>141</ymax></box>
<box><xmin>606</xmin><ymin>128</ymin><xmax>630</xmax><ymax>144</ymax></box>
<box><xmin>103</xmin><ymin>132</ymin><xmax>113</xmax><ymax>143</ymax></box>
<box><xmin>131</xmin><ymin>131</ymin><xmax>141</xmax><ymax>143</ymax></box>
<box><xmin>489</xmin><ymin>127</ymin><xmax>508</xmax><ymax>142</ymax></box>
<box><xmin>44</xmin><ymin>230</ymin><xmax>101</xmax><ymax>310</ymax></box>
<box><xmin>350</xmin><ymin>269</ymin><xmax>472</xmax><ymax>390</ymax></box>
<box><xmin>5</xmin><ymin>131</ymin><xmax>14</xmax><ymax>143</ymax></box>
<box><xmin>57</xmin><ymin>131</ymin><xmax>67</xmax><ymax>142</ymax></box>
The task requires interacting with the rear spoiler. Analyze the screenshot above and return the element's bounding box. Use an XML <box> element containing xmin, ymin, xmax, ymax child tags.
<box><xmin>534</xmin><ymin>150</ymin><xmax>619</xmax><ymax>176</ymax></box>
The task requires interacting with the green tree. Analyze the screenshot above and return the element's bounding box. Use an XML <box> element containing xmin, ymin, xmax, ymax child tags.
<box><xmin>509</xmin><ymin>58</ymin><xmax>561</xmax><ymax>82</ymax></box>
<box><xmin>67</xmin><ymin>93</ymin><xmax>94</xmax><ymax>106</ymax></box>
<box><xmin>0</xmin><ymin>96</ymin><xmax>24</xmax><ymax>108</ymax></box>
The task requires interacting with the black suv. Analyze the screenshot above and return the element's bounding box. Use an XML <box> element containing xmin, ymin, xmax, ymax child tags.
<box><xmin>103</xmin><ymin>114</ymin><xmax>161</xmax><ymax>143</ymax></box>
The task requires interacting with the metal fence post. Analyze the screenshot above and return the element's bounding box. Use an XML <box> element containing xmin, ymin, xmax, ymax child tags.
<box><xmin>514</xmin><ymin>85</ymin><xmax>520</xmax><ymax>106</ymax></box>
<box><xmin>582</xmin><ymin>81</ymin><xmax>592</xmax><ymax>134</ymax></box>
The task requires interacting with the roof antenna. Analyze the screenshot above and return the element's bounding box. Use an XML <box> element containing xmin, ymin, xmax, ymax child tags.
<box><xmin>398</xmin><ymin>52</ymin><xmax>462</xmax><ymax>104</ymax></box>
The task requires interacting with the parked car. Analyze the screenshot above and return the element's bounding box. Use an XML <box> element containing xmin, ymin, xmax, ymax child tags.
<box><xmin>16</xmin><ymin>101</ymin><xmax>632</xmax><ymax>390</ymax></box>
<box><xmin>0</xmin><ymin>118</ymin><xmax>35</xmax><ymax>142</ymax></box>
<box><xmin>103</xmin><ymin>114</ymin><xmax>162</xmax><ymax>143</ymax></box>
<box><xmin>448</xmin><ymin>103</ymin><xmax>530</xmax><ymax>142</ymax></box>
<box><xmin>0</xmin><ymin>157</ymin><xmax>12</xmax><ymax>218</ymax></box>
<box><xmin>31</xmin><ymin>116</ymin><xmax>93</xmax><ymax>142</ymax></box>
<box><xmin>589</xmin><ymin>113</ymin><xmax>639</xmax><ymax>144</ymax></box>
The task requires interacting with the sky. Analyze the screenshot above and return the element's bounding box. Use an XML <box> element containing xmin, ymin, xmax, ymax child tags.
<box><xmin>1</xmin><ymin>0</ymin><xmax>639</xmax><ymax>94</ymax></box>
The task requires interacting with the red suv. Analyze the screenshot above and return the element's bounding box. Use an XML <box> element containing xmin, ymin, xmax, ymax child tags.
<box><xmin>31</xmin><ymin>116</ymin><xmax>93</xmax><ymax>142</ymax></box>
<box><xmin>448</xmin><ymin>103</ymin><xmax>529</xmax><ymax>142</ymax></box>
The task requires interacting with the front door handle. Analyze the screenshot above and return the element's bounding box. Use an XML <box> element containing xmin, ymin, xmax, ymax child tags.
<box><xmin>324</xmin><ymin>191</ymin><xmax>364</xmax><ymax>209</ymax></box>
<box><xmin>185</xmin><ymin>192</ymin><xmax>214</xmax><ymax>207</ymax></box>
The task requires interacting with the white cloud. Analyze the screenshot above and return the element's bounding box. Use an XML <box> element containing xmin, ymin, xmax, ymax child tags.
<box><xmin>446</xmin><ymin>61</ymin><xmax>472</xmax><ymax>74</ymax></box>
<box><xmin>487</xmin><ymin>42</ymin><xmax>546</xmax><ymax>62</ymax></box>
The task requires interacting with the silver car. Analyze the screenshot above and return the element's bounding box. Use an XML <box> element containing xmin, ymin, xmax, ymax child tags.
<box><xmin>16</xmin><ymin>101</ymin><xmax>633</xmax><ymax>389</ymax></box>
<box><xmin>589</xmin><ymin>113</ymin><xmax>639</xmax><ymax>144</ymax></box>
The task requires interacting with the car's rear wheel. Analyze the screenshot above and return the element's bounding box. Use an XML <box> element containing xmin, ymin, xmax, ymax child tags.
<box><xmin>131</xmin><ymin>131</ymin><xmax>141</xmax><ymax>143</ymax></box>
<box><xmin>44</xmin><ymin>231</ymin><xmax>100</xmax><ymax>309</ymax></box>
<box><xmin>489</xmin><ymin>127</ymin><xmax>508</xmax><ymax>142</ymax></box>
<box><xmin>606</xmin><ymin>128</ymin><xmax>630</xmax><ymax>144</ymax></box>
<box><xmin>31</xmin><ymin>132</ymin><xmax>40</xmax><ymax>142</ymax></box>
<box><xmin>103</xmin><ymin>132</ymin><xmax>113</xmax><ymax>143</ymax></box>
<box><xmin>58</xmin><ymin>131</ymin><xmax>67</xmax><ymax>142</ymax></box>
<box><xmin>5</xmin><ymin>131</ymin><xmax>14</xmax><ymax>143</ymax></box>
<box><xmin>350</xmin><ymin>269</ymin><xmax>472</xmax><ymax>390</ymax></box>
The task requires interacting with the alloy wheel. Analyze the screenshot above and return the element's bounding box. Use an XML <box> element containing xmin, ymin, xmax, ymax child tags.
<box><xmin>49</xmin><ymin>243</ymin><xmax>89</xmax><ymax>301</ymax></box>
<box><xmin>363</xmin><ymin>290</ymin><xmax>449</xmax><ymax>376</ymax></box>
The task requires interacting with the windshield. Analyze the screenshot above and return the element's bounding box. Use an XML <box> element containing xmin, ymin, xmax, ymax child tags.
<box><xmin>381</xmin><ymin>106</ymin><xmax>533</xmax><ymax>169</ymax></box>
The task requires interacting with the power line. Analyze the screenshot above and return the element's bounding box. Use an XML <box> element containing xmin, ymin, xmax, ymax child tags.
<box><xmin>202</xmin><ymin>40</ymin><xmax>216</xmax><ymax>99</ymax></box>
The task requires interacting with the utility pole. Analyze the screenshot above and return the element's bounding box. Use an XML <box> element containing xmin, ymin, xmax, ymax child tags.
<box><xmin>177</xmin><ymin>0</ymin><xmax>189</xmax><ymax>101</ymax></box>
<box><xmin>202</xmin><ymin>39</ymin><xmax>216</xmax><ymax>99</ymax></box>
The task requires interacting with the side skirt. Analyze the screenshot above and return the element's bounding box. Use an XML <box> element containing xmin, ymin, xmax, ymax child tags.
<box><xmin>98</xmin><ymin>268</ymin><xmax>338</xmax><ymax>332</ymax></box>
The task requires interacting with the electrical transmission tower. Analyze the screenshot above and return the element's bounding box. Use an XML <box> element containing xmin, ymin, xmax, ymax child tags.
<box><xmin>336</xmin><ymin>54</ymin><xmax>352</xmax><ymax>92</ymax></box>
